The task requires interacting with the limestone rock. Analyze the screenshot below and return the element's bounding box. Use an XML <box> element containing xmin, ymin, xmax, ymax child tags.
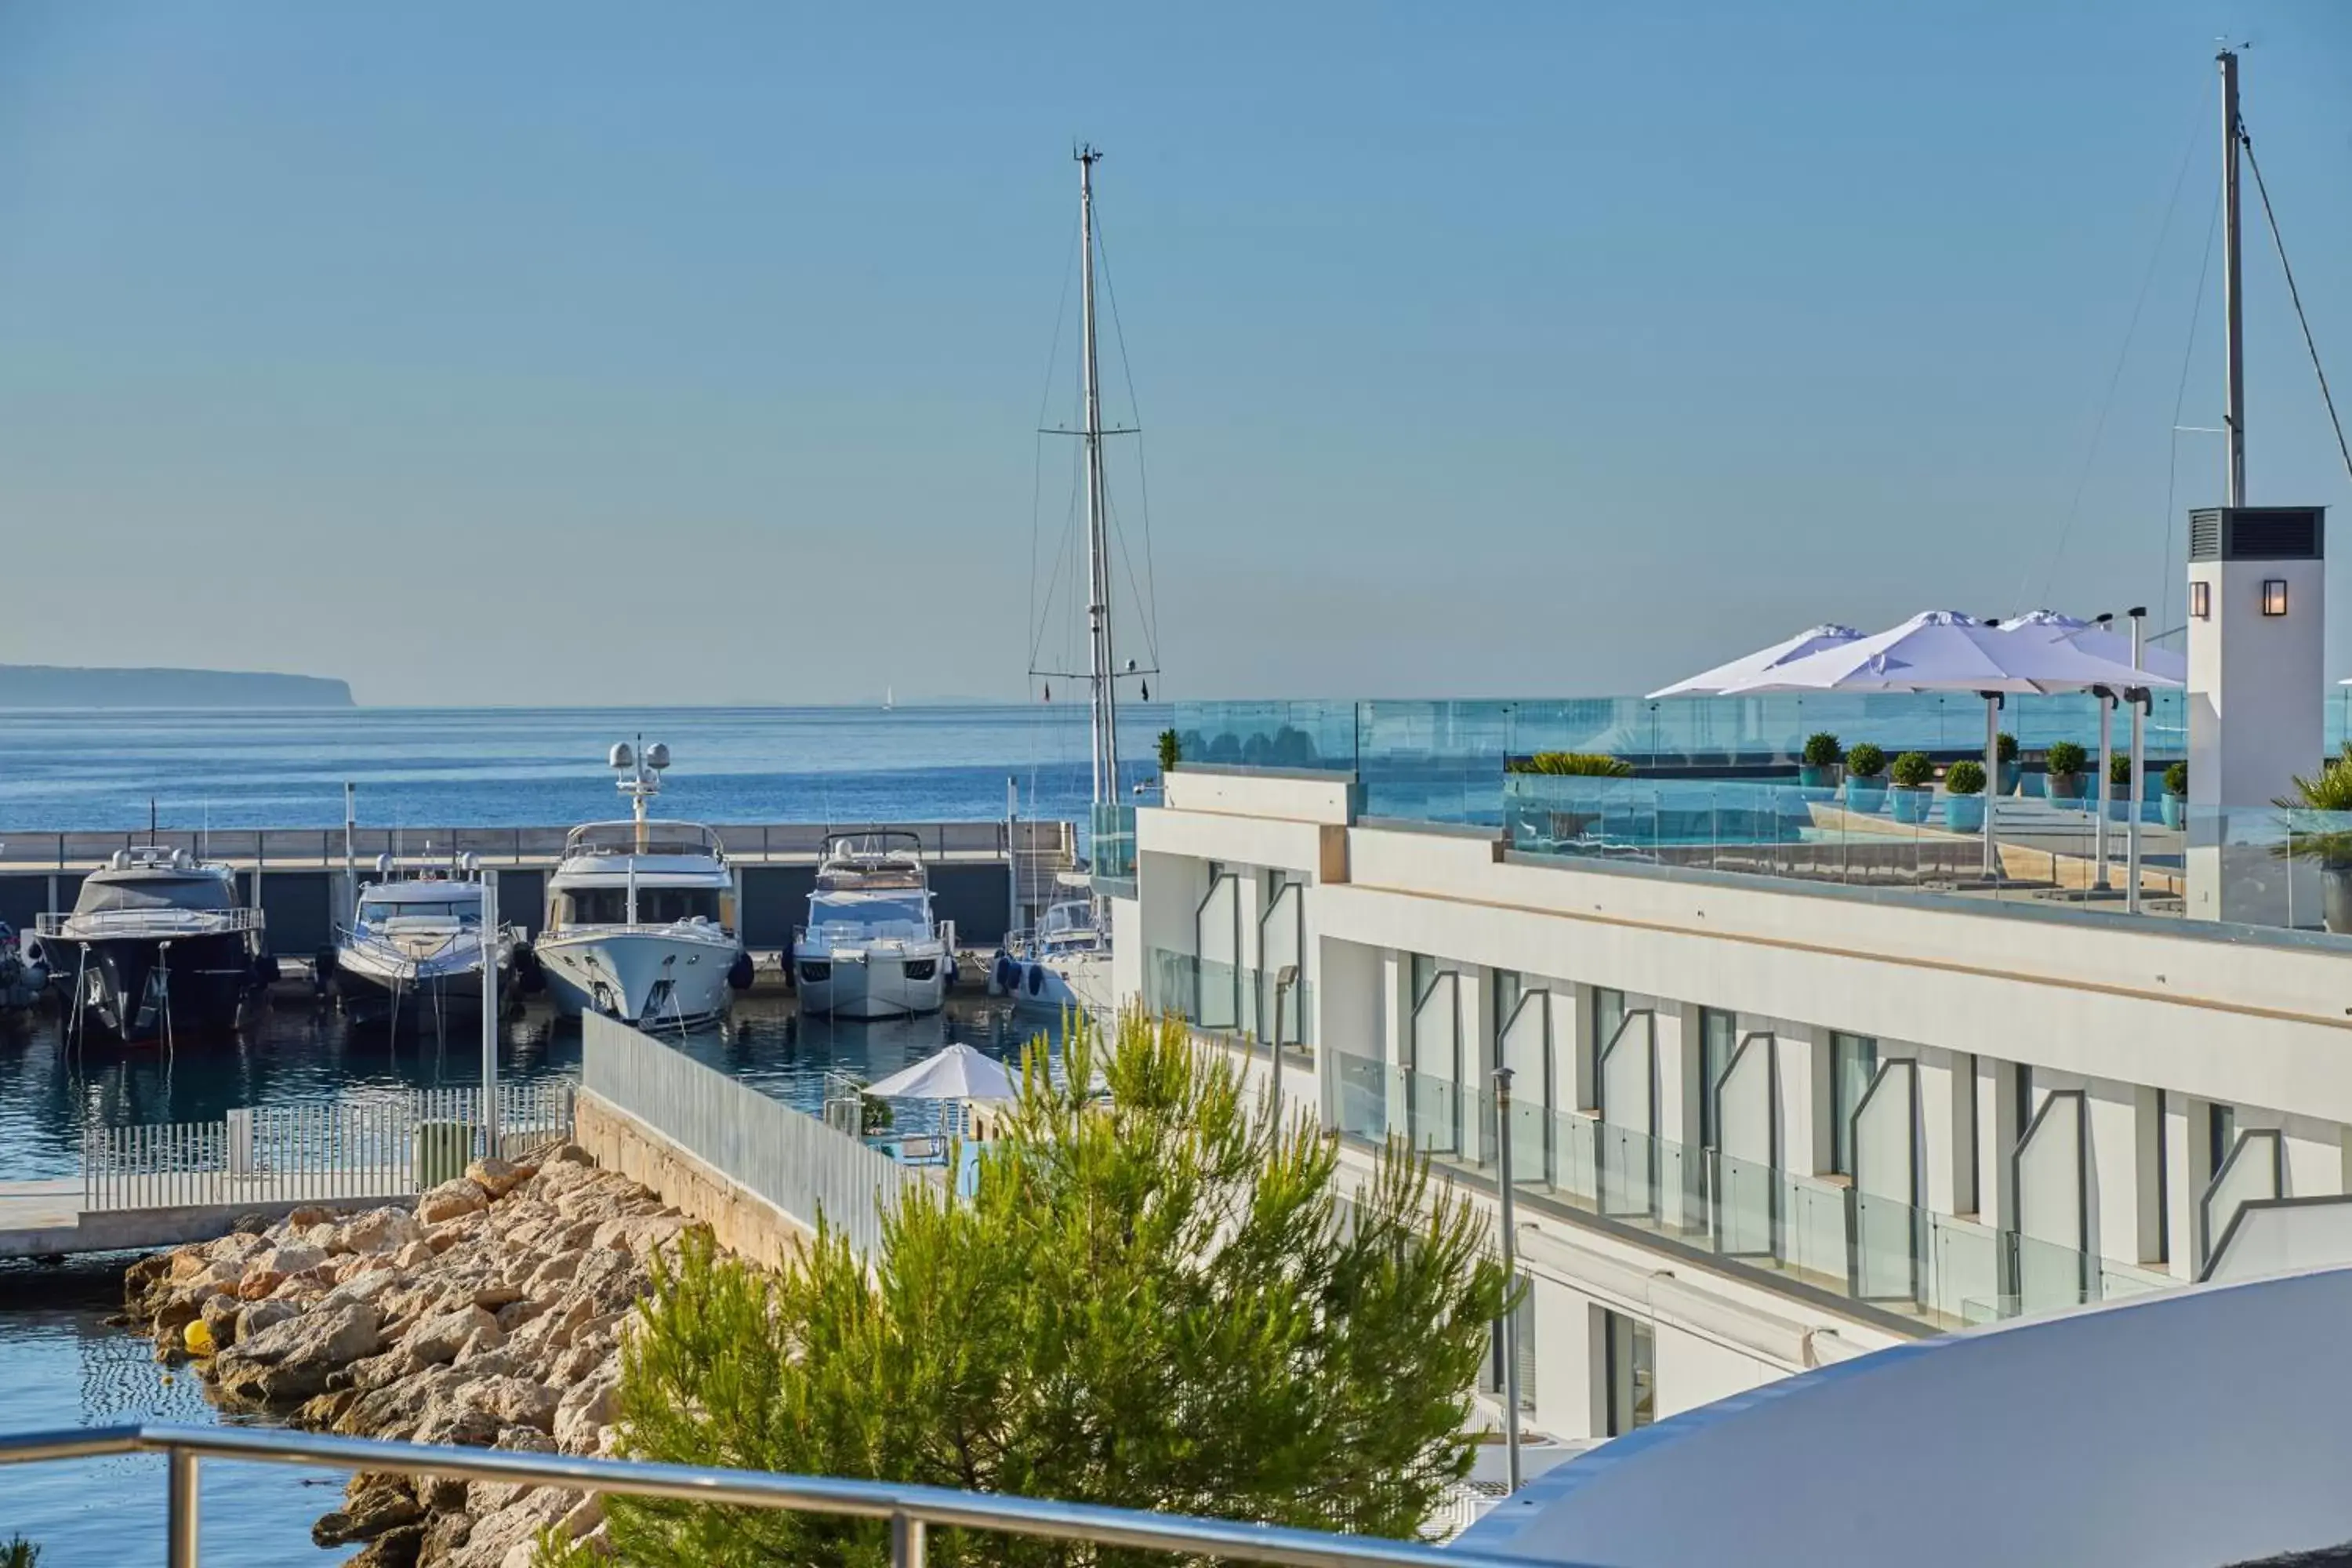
<box><xmin>459</xmin><ymin>1375</ymin><xmax>559</xmax><ymax>1433</ymax></box>
<box><xmin>314</xmin><ymin>1472</ymin><xmax>423</xmax><ymax>1545</ymax></box>
<box><xmin>198</xmin><ymin>1293</ymin><xmax>243</xmax><ymax>1348</ymax></box>
<box><xmin>214</xmin><ymin>1298</ymin><xmax>383</xmax><ymax>1405</ymax></box>
<box><xmin>465</xmin><ymin>1157</ymin><xmax>528</xmax><ymax>1200</ymax></box>
<box><xmin>395</xmin><ymin>1240</ymin><xmax>437</xmax><ymax>1269</ymax></box>
<box><xmin>285</xmin><ymin>1204</ymin><xmax>338</xmax><ymax>1229</ymax></box>
<box><xmin>343</xmin><ymin>1207</ymin><xmax>427</xmax><ymax>1256</ymax></box>
<box><xmin>418</xmin><ymin>1179</ymin><xmax>490</xmax><ymax>1225</ymax></box>
<box><xmin>348</xmin><ymin>1522</ymin><xmax>427</xmax><ymax>1568</ymax></box>
<box><xmin>408</xmin><ymin>1305</ymin><xmax>499</xmax><ymax>1367</ymax></box>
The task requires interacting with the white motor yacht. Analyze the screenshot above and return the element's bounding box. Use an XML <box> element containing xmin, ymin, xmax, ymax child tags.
<box><xmin>329</xmin><ymin>856</ymin><xmax>525</xmax><ymax>1033</ymax></box>
<box><xmin>795</xmin><ymin>832</ymin><xmax>954</xmax><ymax>1020</ymax></box>
<box><xmin>535</xmin><ymin>742</ymin><xmax>752</xmax><ymax>1029</ymax></box>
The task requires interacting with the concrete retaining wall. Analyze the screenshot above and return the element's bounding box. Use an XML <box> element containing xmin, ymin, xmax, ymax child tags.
<box><xmin>575</xmin><ymin>1087</ymin><xmax>813</xmax><ymax>1271</ymax></box>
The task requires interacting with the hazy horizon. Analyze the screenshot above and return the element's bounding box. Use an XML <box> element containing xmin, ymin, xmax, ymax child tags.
<box><xmin>0</xmin><ymin>2</ymin><xmax>2346</xmax><ymax>707</ymax></box>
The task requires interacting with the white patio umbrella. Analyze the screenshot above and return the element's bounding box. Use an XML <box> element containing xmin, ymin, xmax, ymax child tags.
<box><xmin>1720</xmin><ymin>611</ymin><xmax>2177</xmax><ymax>881</ymax></box>
<box><xmin>864</xmin><ymin>1042</ymin><xmax>1017</xmax><ymax>1102</ymax></box>
<box><xmin>1645</xmin><ymin>624</ymin><xmax>1864</xmax><ymax>699</ymax></box>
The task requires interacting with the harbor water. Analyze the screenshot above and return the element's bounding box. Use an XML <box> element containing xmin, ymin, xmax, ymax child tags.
<box><xmin>0</xmin><ymin>993</ymin><xmax>1066</xmax><ymax>1565</ymax></box>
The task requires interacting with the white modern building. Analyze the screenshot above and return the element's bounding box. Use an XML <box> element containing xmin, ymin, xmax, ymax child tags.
<box><xmin>1094</xmin><ymin>753</ymin><xmax>2352</xmax><ymax>1452</ymax></box>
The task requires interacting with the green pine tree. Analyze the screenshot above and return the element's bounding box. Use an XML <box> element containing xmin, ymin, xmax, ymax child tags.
<box><xmin>588</xmin><ymin>1009</ymin><xmax>1512</xmax><ymax>1567</ymax></box>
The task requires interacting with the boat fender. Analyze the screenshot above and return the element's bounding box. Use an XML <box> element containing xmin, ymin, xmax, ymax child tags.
<box><xmin>252</xmin><ymin>953</ymin><xmax>282</xmax><ymax>986</ymax></box>
<box><xmin>993</xmin><ymin>954</ymin><xmax>1018</xmax><ymax>995</ymax></box>
<box><xmin>1027</xmin><ymin>963</ymin><xmax>1045</xmax><ymax>998</ymax></box>
<box><xmin>313</xmin><ymin>946</ymin><xmax>338</xmax><ymax>981</ymax></box>
<box><xmin>514</xmin><ymin>945</ymin><xmax>546</xmax><ymax>994</ymax></box>
<box><xmin>782</xmin><ymin>942</ymin><xmax>797</xmax><ymax>992</ymax></box>
<box><xmin>727</xmin><ymin>951</ymin><xmax>755</xmax><ymax>992</ymax></box>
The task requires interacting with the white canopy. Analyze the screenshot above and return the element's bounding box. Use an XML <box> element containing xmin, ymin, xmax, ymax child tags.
<box><xmin>1646</xmin><ymin>625</ymin><xmax>1863</xmax><ymax>699</ymax></box>
<box><xmin>2000</xmin><ymin>610</ymin><xmax>2187</xmax><ymax>688</ymax></box>
<box><xmin>1718</xmin><ymin>611</ymin><xmax>2169</xmax><ymax>697</ymax></box>
<box><xmin>864</xmin><ymin>1042</ymin><xmax>1016</xmax><ymax>1102</ymax></box>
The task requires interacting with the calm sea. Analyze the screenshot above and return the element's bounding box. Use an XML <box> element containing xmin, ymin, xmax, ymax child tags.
<box><xmin>0</xmin><ymin>701</ymin><xmax>1104</xmax><ymax>1564</ymax></box>
<box><xmin>0</xmin><ymin>702</ymin><xmax>1175</xmax><ymax>834</ymax></box>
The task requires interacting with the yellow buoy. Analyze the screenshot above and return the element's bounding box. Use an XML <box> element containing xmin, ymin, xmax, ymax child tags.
<box><xmin>183</xmin><ymin>1318</ymin><xmax>216</xmax><ymax>1357</ymax></box>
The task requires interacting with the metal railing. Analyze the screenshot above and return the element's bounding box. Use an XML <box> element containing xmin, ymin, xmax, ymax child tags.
<box><xmin>34</xmin><ymin>906</ymin><xmax>267</xmax><ymax>938</ymax></box>
<box><xmin>81</xmin><ymin>1082</ymin><xmax>574</xmax><ymax>1213</ymax></box>
<box><xmin>583</xmin><ymin>1012</ymin><xmax>927</xmax><ymax>1255</ymax></box>
<box><xmin>0</xmin><ymin>1424</ymin><xmax>1557</xmax><ymax>1568</ymax></box>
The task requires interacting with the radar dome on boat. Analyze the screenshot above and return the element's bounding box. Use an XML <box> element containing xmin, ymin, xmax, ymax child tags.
<box><xmin>644</xmin><ymin>742</ymin><xmax>670</xmax><ymax>771</ymax></box>
<box><xmin>460</xmin><ymin>851</ymin><xmax>481</xmax><ymax>873</ymax></box>
<box><xmin>608</xmin><ymin>742</ymin><xmax>634</xmax><ymax>771</ymax></box>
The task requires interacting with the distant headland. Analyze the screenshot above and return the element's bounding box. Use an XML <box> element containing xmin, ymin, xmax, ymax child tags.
<box><xmin>0</xmin><ymin>665</ymin><xmax>354</xmax><ymax>708</ymax></box>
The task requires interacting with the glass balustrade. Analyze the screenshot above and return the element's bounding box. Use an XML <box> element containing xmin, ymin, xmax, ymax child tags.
<box><xmin>1143</xmin><ymin>948</ymin><xmax>1314</xmax><ymax>1055</ymax></box>
<box><xmin>1321</xmin><ymin>1047</ymin><xmax>2165</xmax><ymax>1330</ymax></box>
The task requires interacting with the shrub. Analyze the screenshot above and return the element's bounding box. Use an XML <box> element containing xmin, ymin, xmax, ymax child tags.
<box><xmin>1844</xmin><ymin>742</ymin><xmax>1886</xmax><ymax>779</ymax></box>
<box><xmin>2110</xmin><ymin>750</ymin><xmax>2134</xmax><ymax>788</ymax></box>
<box><xmin>2045</xmin><ymin>740</ymin><xmax>2088</xmax><ymax>777</ymax></box>
<box><xmin>2275</xmin><ymin>745</ymin><xmax>2352</xmax><ymax>866</ymax></box>
<box><xmin>1505</xmin><ymin>752</ymin><xmax>1634</xmax><ymax>777</ymax></box>
<box><xmin>1944</xmin><ymin>760</ymin><xmax>1987</xmax><ymax>795</ymax></box>
<box><xmin>595</xmin><ymin>1011</ymin><xmax>1513</xmax><ymax>1563</ymax></box>
<box><xmin>1997</xmin><ymin>731</ymin><xmax>2020</xmax><ymax>763</ymax></box>
<box><xmin>2165</xmin><ymin>761</ymin><xmax>2188</xmax><ymax>796</ymax></box>
<box><xmin>1889</xmin><ymin>751</ymin><xmax>1934</xmax><ymax>788</ymax></box>
<box><xmin>1156</xmin><ymin>728</ymin><xmax>1181</xmax><ymax>774</ymax></box>
<box><xmin>2</xmin><ymin>1538</ymin><xmax>38</xmax><ymax>1568</ymax></box>
<box><xmin>1801</xmin><ymin>731</ymin><xmax>1842</xmax><ymax>768</ymax></box>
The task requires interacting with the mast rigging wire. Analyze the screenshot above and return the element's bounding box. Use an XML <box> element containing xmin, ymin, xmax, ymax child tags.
<box><xmin>2239</xmin><ymin>122</ymin><xmax>2352</xmax><ymax>488</ymax></box>
<box><xmin>1087</xmin><ymin>206</ymin><xmax>1167</xmax><ymax>677</ymax></box>
<box><xmin>2029</xmin><ymin>71</ymin><xmax>2212</xmax><ymax>608</ymax></box>
<box><xmin>2156</xmin><ymin>179</ymin><xmax>2224</xmax><ymax>638</ymax></box>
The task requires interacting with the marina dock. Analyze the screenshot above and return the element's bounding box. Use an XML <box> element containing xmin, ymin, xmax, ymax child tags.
<box><xmin>0</xmin><ymin>818</ymin><xmax>1080</xmax><ymax>956</ymax></box>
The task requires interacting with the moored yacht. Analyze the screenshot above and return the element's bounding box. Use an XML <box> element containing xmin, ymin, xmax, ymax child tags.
<box><xmin>795</xmin><ymin>832</ymin><xmax>954</xmax><ymax>1020</ymax></box>
<box><xmin>31</xmin><ymin>846</ymin><xmax>270</xmax><ymax>1041</ymax></box>
<box><xmin>989</xmin><ymin>894</ymin><xmax>1110</xmax><ymax>1012</ymax></box>
<box><xmin>535</xmin><ymin>742</ymin><xmax>752</xmax><ymax>1028</ymax></box>
<box><xmin>328</xmin><ymin>856</ymin><xmax>526</xmax><ymax>1032</ymax></box>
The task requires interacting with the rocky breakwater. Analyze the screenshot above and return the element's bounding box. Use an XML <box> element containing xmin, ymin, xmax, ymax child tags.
<box><xmin>122</xmin><ymin>1146</ymin><xmax>701</xmax><ymax>1568</ymax></box>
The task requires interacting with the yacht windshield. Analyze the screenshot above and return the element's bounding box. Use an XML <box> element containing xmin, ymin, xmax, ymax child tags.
<box><xmin>361</xmin><ymin>899</ymin><xmax>481</xmax><ymax>925</ymax></box>
<box><xmin>808</xmin><ymin>894</ymin><xmax>931</xmax><ymax>938</ymax></box>
<box><xmin>561</xmin><ymin>887</ymin><xmax>722</xmax><ymax>926</ymax></box>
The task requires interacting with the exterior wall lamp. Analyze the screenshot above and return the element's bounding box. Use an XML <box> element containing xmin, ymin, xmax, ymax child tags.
<box><xmin>2263</xmin><ymin>579</ymin><xmax>2289</xmax><ymax>616</ymax></box>
<box><xmin>2191</xmin><ymin>580</ymin><xmax>2211</xmax><ymax>619</ymax></box>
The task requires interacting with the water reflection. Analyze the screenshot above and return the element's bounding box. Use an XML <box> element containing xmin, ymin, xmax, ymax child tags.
<box><xmin>0</xmin><ymin>992</ymin><xmax>1065</xmax><ymax>1186</ymax></box>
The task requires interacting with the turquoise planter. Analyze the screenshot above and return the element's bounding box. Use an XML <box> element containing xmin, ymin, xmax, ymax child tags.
<box><xmin>1798</xmin><ymin>764</ymin><xmax>1838</xmax><ymax>790</ymax></box>
<box><xmin>2161</xmin><ymin>793</ymin><xmax>2185</xmax><ymax>829</ymax></box>
<box><xmin>1996</xmin><ymin>760</ymin><xmax>2021</xmax><ymax>796</ymax></box>
<box><xmin>1845</xmin><ymin>779</ymin><xmax>1887</xmax><ymax>815</ymax></box>
<box><xmin>1890</xmin><ymin>786</ymin><xmax>1930</xmax><ymax>824</ymax></box>
<box><xmin>1944</xmin><ymin>793</ymin><xmax>1986</xmax><ymax>832</ymax></box>
<box><xmin>2045</xmin><ymin>772</ymin><xmax>2085</xmax><ymax>805</ymax></box>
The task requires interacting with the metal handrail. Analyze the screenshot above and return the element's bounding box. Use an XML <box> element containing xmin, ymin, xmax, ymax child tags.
<box><xmin>34</xmin><ymin>906</ymin><xmax>265</xmax><ymax>938</ymax></box>
<box><xmin>0</xmin><ymin>1423</ymin><xmax>1559</xmax><ymax>1568</ymax></box>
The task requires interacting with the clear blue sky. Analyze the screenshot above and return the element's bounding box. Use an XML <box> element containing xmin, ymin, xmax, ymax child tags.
<box><xmin>0</xmin><ymin>2</ymin><xmax>2345</xmax><ymax>706</ymax></box>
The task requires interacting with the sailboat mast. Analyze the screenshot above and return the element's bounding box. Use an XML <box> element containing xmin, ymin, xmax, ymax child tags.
<box><xmin>2220</xmin><ymin>47</ymin><xmax>2246</xmax><ymax>506</ymax></box>
<box><xmin>1077</xmin><ymin>144</ymin><xmax>1119</xmax><ymax>808</ymax></box>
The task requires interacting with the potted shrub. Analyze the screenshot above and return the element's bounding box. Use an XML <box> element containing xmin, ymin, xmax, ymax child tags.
<box><xmin>1888</xmin><ymin>750</ymin><xmax>1935</xmax><ymax>823</ymax></box>
<box><xmin>1943</xmin><ymin>759</ymin><xmax>1987</xmax><ymax>831</ymax></box>
<box><xmin>2044</xmin><ymin>740</ymin><xmax>2089</xmax><ymax>805</ymax></box>
<box><xmin>2107</xmin><ymin>750</ymin><xmax>2135</xmax><ymax>822</ymax></box>
<box><xmin>1843</xmin><ymin>742</ymin><xmax>1887</xmax><ymax>813</ymax></box>
<box><xmin>1504</xmin><ymin>752</ymin><xmax>1633</xmax><ymax>842</ymax></box>
<box><xmin>1799</xmin><ymin>731</ymin><xmax>1841</xmax><ymax>790</ymax></box>
<box><xmin>1504</xmin><ymin>751</ymin><xmax>1635</xmax><ymax>776</ymax></box>
<box><xmin>1156</xmin><ymin>728</ymin><xmax>1182</xmax><ymax>776</ymax></box>
<box><xmin>1996</xmin><ymin>731</ymin><xmax>2020</xmax><ymax>796</ymax></box>
<box><xmin>2274</xmin><ymin>745</ymin><xmax>2352</xmax><ymax>934</ymax></box>
<box><xmin>2161</xmin><ymin>761</ymin><xmax>2187</xmax><ymax>829</ymax></box>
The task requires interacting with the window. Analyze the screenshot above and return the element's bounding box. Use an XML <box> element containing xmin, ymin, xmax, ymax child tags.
<box><xmin>1829</xmin><ymin>1032</ymin><xmax>1878</xmax><ymax>1178</ymax></box>
<box><xmin>2209</xmin><ymin>1102</ymin><xmax>2237</xmax><ymax>1176</ymax></box>
<box><xmin>563</xmin><ymin>887</ymin><xmax>720</xmax><ymax>926</ymax></box>
<box><xmin>1588</xmin><ymin>987</ymin><xmax>1625</xmax><ymax>1110</ymax></box>
<box><xmin>1602</xmin><ymin>1309</ymin><xmax>1655</xmax><ymax>1436</ymax></box>
<box><xmin>1479</xmin><ymin>1279</ymin><xmax>1536</xmax><ymax>1412</ymax></box>
<box><xmin>1698</xmin><ymin>1009</ymin><xmax>1736</xmax><ymax>1152</ymax></box>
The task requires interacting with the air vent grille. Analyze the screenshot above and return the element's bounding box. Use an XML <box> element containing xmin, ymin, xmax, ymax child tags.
<box><xmin>2185</xmin><ymin>506</ymin><xmax>2325</xmax><ymax>562</ymax></box>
